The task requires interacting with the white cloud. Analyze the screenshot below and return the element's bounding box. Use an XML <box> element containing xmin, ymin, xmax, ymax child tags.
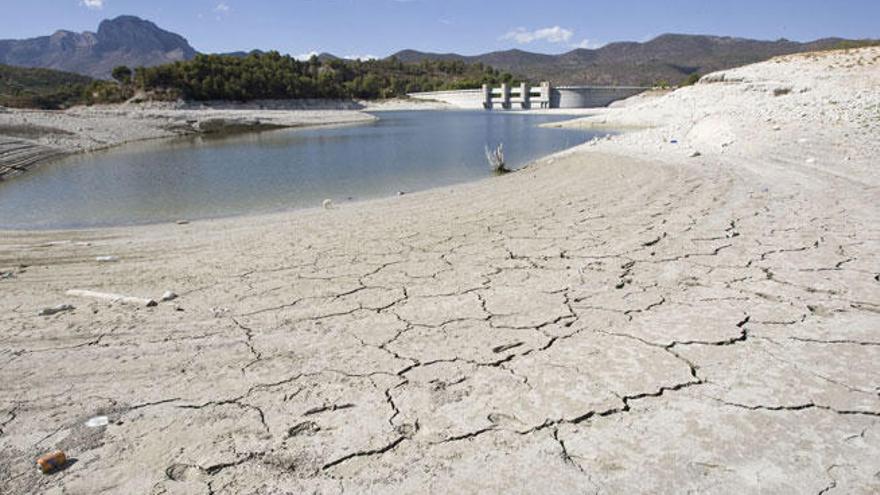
<box><xmin>214</xmin><ymin>2</ymin><xmax>230</xmax><ymax>13</ymax></box>
<box><xmin>500</xmin><ymin>26</ymin><xmax>605</xmax><ymax>50</ymax></box>
<box><xmin>501</xmin><ymin>26</ymin><xmax>573</xmax><ymax>44</ymax></box>
<box><xmin>572</xmin><ymin>39</ymin><xmax>603</xmax><ymax>49</ymax></box>
<box><xmin>80</xmin><ymin>0</ymin><xmax>104</xmax><ymax>9</ymax></box>
<box><xmin>294</xmin><ymin>51</ymin><xmax>320</xmax><ymax>61</ymax></box>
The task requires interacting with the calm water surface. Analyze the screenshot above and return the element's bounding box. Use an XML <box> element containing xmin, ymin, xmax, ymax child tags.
<box><xmin>0</xmin><ymin>111</ymin><xmax>606</xmax><ymax>229</ymax></box>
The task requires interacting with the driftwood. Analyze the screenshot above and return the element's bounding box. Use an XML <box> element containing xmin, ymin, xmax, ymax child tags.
<box><xmin>66</xmin><ymin>289</ymin><xmax>157</xmax><ymax>307</ymax></box>
<box><xmin>38</xmin><ymin>304</ymin><xmax>75</xmax><ymax>316</ymax></box>
<box><xmin>485</xmin><ymin>143</ymin><xmax>509</xmax><ymax>174</ymax></box>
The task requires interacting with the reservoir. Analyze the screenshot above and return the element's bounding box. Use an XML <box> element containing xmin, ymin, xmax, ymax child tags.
<box><xmin>0</xmin><ymin>111</ymin><xmax>606</xmax><ymax>229</ymax></box>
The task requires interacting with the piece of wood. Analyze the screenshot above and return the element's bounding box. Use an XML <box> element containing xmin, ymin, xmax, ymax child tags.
<box><xmin>66</xmin><ymin>289</ymin><xmax>157</xmax><ymax>307</ymax></box>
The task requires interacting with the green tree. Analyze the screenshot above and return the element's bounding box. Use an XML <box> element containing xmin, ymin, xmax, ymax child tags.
<box><xmin>111</xmin><ymin>66</ymin><xmax>133</xmax><ymax>85</ymax></box>
<box><xmin>682</xmin><ymin>73</ymin><xmax>701</xmax><ymax>86</ymax></box>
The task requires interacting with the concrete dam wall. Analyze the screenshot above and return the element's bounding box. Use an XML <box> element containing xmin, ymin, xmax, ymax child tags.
<box><xmin>408</xmin><ymin>85</ymin><xmax>648</xmax><ymax>110</ymax></box>
<box><xmin>552</xmin><ymin>87</ymin><xmax>647</xmax><ymax>108</ymax></box>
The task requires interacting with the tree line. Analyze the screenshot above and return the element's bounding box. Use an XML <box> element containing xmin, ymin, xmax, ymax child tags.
<box><xmin>1</xmin><ymin>53</ymin><xmax>516</xmax><ymax>109</ymax></box>
<box><xmin>127</xmin><ymin>52</ymin><xmax>514</xmax><ymax>101</ymax></box>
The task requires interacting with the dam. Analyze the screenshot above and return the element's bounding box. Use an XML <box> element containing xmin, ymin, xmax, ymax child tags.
<box><xmin>408</xmin><ymin>82</ymin><xmax>648</xmax><ymax>110</ymax></box>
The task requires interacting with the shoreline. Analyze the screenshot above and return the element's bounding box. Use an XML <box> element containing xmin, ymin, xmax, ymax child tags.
<box><xmin>1</xmin><ymin>48</ymin><xmax>879</xmax><ymax>493</ymax></box>
<box><xmin>0</xmin><ymin>107</ymin><xmax>594</xmax><ymax>233</ymax></box>
<box><xmin>0</xmin><ymin>103</ymin><xmax>379</xmax><ymax>181</ymax></box>
<box><xmin>0</xmin><ymin>135</ymin><xmax>586</xmax><ymax>233</ymax></box>
<box><xmin>0</xmin><ymin>92</ymin><xmax>629</xmax><ymax>183</ymax></box>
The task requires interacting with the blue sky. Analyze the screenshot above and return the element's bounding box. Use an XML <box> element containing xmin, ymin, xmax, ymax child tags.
<box><xmin>2</xmin><ymin>0</ymin><xmax>878</xmax><ymax>58</ymax></box>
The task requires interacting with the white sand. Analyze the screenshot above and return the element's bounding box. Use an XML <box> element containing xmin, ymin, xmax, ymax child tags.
<box><xmin>0</xmin><ymin>48</ymin><xmax>878</xmax><ymax>493</ymax></box>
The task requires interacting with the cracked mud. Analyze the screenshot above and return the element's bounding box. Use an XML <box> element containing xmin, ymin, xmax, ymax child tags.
<box><xmin>1</xmin><ymin>48</ymin><xmax>879</xmax><ymax>493</ymax></box>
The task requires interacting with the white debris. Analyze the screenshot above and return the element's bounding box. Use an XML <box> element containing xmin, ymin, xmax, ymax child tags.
<box><xmin>85</xmin><ymin>416</ymin><xmax>110</xmax><ymax>428</ymax></box>
<box><xmin>66</xmin><ymin>289</ymin><xmax>157</xmax><ymax>307</ymax></box>
<box><xmin>161</xmin><ymin>291</ymin><xmax>178</xmax><ymax>302</ymax></box>
<box><xmin>322</xmin><ymin>199</ymin><xmax>334</xmax><ymax>209</ymax></box>
<box><xmin>95</xmin><ymin>256</ymin><xmax>120</xmax><ymax>263</ymax></box>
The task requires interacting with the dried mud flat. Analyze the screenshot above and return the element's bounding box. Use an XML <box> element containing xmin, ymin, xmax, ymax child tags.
<box><xmin>1</xmin><ymin>48</ymin><xmax>879</xmax><ymax>494</ymax></box>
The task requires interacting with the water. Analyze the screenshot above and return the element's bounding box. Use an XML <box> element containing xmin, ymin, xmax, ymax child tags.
<box><xmin>0</xmin><ymin>111</ymin><xmax>606</xmax><ymax>229</ymax></box>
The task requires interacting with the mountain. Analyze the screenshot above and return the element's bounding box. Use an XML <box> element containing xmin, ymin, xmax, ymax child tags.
<box><xmin>0</xmin><ymin>16</ymin><xmax>197</xmax><ymax>79</ymax></box>
<box><xmin>390</xmin><ymin>34</ymin><xmax>858</xmax><ymax>86</ymax></box>
<box><xmin>1</xmin><ymin>17</ymin><xmax>872</xmax><ymax>87</ymax></box>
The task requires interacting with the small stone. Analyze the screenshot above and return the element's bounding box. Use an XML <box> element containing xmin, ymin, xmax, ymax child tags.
<box><xmin>176</xmin><ymin>220</ymin><xmax>190</xmax><ymax>225</ymax></box>
<box><xmin>689</xmin><ymin>151</ymin><xmax>702</xmax><ymax>158</ymax></box>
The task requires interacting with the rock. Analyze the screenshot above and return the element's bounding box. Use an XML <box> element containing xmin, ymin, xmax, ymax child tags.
<box><xmin>689</xmin><ymin>151</ymin><xmax>702</xmax><ymax>158</ymax></box>
<box><xmin>38</xmin><ymin>304</ymin><xmax>75</xmax><ymax>316</ymax></box>
<box><xmin>161</xmin><ymin>291</ymin><xmax>178</xmax><ymax>302</ymax></box>
<box><xmin>195</xmin><ymin>117</ymin><xmax>262</xmax><ymax>134</ymax></box>
<box><xmin>36</xmin><ymin>450</ymin><xmax>68</xmax><ymax>474</ymax></box>
<box><xmin>176</xmin><ymin>220</ymin><xmax>190</xmax><ymax>225</ymax></box>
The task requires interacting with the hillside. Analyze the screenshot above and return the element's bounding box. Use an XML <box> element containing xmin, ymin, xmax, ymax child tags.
<box><xmin>0</xmin><ymin>16</ymin><xmax>197</xmax><ymax>79</ymax></box>
<box><xmin>2</xmin><ymin>16</ymin><xmax>875</xmax><ymax>90</ymax></box>
<box><xmin>391</xmin><ymin>34</ymin><xmax>872</xmax><ymax>85</ymax></box>
<box><xmin>0</xmin><ymin>64</ymin><xmax>94</xmax><ymax>108</ymax></box>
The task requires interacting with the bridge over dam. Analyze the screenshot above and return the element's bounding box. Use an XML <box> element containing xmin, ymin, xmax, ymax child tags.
<box><xmin>407</xmin><ymin>83</ymin><xmax>648</xmax><ymax>110</ymax></box>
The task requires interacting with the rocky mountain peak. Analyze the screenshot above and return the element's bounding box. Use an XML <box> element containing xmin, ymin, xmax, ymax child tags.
<box><xmin>0</xmin><ymin>15</ymin><xmax>197</xmax><ymax>79</ymax></box>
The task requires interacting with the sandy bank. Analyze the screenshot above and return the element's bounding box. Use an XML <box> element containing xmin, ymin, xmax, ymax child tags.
<box><xmin>0</xmin><ymin>103</ymin><xmax>376</xmax><ymax>180</ymax></box>
<box><xmin>1</xmin><ymin>48</ymin><xmax>878</xmax><ymax>493</ymax></box>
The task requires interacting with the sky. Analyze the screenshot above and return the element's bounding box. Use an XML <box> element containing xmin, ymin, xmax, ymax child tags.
<box><xmin>1</xmin><ymin>0</ymin><xmax>878</xmax><ymax>59</ymax></box>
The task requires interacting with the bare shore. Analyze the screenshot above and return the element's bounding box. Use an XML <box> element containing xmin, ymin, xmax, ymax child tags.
<box><xmin>0</xmin><ymin>102</ymin><xmax>377</xmax><ymax>180</ymax></box>
<box><xmin>1</xmin><ymin>48</ymin><xmax>879</xmax><ymax>494</ymax></box>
